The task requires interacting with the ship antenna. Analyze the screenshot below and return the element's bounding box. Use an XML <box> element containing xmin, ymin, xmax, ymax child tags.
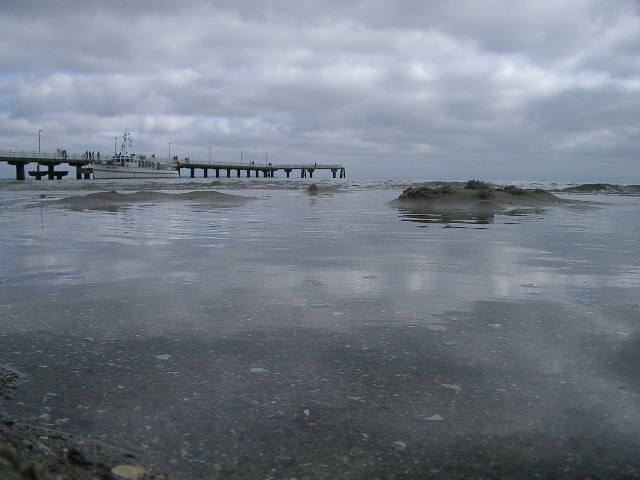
<box><xmin>120</xmin><ymin>130</ymin><xmax>132</xmax><ymax>156</ymax></box>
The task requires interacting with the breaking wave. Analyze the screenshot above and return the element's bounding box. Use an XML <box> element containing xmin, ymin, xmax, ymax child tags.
<box><xmin>562</xmin><ymin>183</ymin><xmax>640</xmax><ymax>194</ymax></box>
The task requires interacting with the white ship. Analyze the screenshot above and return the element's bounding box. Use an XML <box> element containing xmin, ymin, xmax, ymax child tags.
<box><xmin>91</xmin><ymin>131</ymin><xmax>179</xmax><ymax>179</ymax></box>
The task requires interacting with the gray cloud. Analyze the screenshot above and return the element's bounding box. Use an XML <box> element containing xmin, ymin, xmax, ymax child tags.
<box><xmin>1</xmin><ymin>0</ymin><xmax>639</xmax><ymax>181</ymax></box>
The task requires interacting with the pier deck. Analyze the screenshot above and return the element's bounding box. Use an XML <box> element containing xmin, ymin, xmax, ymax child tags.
<box><xmin>0</xmin><ymin>150</ymin><xmax>345</xmax><ymax>180</ymax></box>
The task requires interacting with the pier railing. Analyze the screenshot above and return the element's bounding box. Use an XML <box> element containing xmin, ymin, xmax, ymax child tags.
<box><xmin>0</xmin><ymin>149</ymin><xmax>90</xmax><ymax>162</ymax></box>
<box><xmin>1</xmin><ymin>150</ymin><xmax>343</xmax><ymax>169</ymax></box>
<box><xmin>175</xmin><ymin>160</ymin><xmax>346</xmax><ymax>178</ymax></box>
<box><xmin>177</xmin><ymin>159</ymin><xmax>344</xmax><ymax>169</ymax></box>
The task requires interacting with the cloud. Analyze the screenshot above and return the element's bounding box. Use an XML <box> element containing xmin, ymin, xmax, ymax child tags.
<box><xmin>1</xmin><ymin>0</ymin><xmax>640</xmax><ymax>182</ymax></box>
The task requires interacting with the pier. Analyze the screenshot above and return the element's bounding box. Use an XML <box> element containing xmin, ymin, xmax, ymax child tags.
<box><xmin>0</xmin><ymin>150</ymin><xmax>345</xmax><ymax>180</ymax></box>
<box><xmin>0</xmin><ymin>150</ymin><xmax>91</xmax><ymax>180</ymax></box>
<box><xmin>175</xmin><ymin>160</ymin><xmax>345</xmax><ymax>179</ymax></box>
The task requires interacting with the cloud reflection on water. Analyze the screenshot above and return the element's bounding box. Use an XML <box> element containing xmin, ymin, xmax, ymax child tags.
<box><xmin>2</xmin><ymin>185</ymin><xmax>640</xmax><ymax>478</ymax></box>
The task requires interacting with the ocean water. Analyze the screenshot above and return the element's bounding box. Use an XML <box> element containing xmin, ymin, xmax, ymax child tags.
<box><xmin>1</xmin><ymin>178</ymin><xmax>640</xmax><ymax>478</ymax></box>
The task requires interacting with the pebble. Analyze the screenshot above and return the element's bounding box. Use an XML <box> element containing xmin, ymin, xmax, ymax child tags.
<box><xmin>441</xmin><ymin>383</ymin><xmax>461</xmax><ymax>391</ymax></box>
<box><xmin>111</xmin><ymin>464</ymin><xmax>148</xmax><ymax>479</ymax></box>
<box><xmin>393</xmin><ymin>440</ymin><xmax>407</xmax><ymax>451</ymax></box>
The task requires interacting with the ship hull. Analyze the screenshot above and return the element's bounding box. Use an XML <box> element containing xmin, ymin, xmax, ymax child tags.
<box><xmin>92</xmin><ymin>164</ymin><xmax>179</xmax><ymax>179</ymax></box>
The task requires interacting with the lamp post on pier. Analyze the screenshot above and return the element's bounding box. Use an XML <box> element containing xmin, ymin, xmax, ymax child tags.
<box><xmin>37</xmin><ymin>130</ymin><xmax>42</xmax><ymax>174</ymax></box>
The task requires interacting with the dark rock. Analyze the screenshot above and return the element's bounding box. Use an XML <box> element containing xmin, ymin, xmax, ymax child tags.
<box><xmin>464</xmin><ymin>180</ymin><xmax>491</xmax><ymax>190</ymax></box>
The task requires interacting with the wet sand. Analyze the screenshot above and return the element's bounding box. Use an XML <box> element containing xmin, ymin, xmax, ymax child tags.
<box><xmin>3</xmin><ymin>315</ymin><xmax>639</xmax><ymax>479</ymax></box>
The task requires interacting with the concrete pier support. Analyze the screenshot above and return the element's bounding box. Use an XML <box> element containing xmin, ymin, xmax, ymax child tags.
<box><xmin>28</xmin><ymin>170</ymin><xmax>48</xmax><ymax>180</ymax></box>
<box><xmin>32</xmin><ymin>167</ymin><xmax>67</xmax><ymax>180</ymax></box>
<box><xmin>9</xmin><ymin>161</ymin><xmax>27</xmax><ymax>180</ymax></box>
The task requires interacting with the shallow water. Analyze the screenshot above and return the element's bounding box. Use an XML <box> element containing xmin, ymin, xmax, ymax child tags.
<box><xmin>1</xmin><ymin>178</ymin><xmax>639</xmax><ymax>478</ymax></box>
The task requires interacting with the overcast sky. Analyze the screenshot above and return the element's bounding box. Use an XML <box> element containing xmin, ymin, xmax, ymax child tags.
<box><xmin>1</xmin><ymin>0</ymin><xmax>639</xmax><ymax>182</ymax></box>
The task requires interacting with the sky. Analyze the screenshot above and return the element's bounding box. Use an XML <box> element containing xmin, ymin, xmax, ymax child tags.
<box><xmin>1</xmin><ymin>0</ymin><xmax>639</xmax><ymax>182</ymax></box>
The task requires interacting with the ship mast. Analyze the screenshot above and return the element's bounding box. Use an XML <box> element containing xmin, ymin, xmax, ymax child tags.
<box><xmin>119</xmin><ymin>131</ymin><xmax>132</xmax><ymax>156</ymax></box>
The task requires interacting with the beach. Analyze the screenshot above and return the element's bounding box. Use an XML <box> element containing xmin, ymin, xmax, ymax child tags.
<box><xmin>1</xmin><ymin>179</ymin><xmax>639</xmax><ymax>479</ymax></box>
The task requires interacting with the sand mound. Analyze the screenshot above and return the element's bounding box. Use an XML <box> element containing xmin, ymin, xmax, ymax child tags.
<box><xmin>389</xmin><ymin>181</ymin><xmax>581</xmax><ymax>224</ymax></box>
<box><xmin>52</xmin><ymin>190</ymin><xmax>254</xmax><ymax>211</ymax></box>
<box><xmin>393</xmin><ymin>181</ymin><xmax>568</xmax><ymax>211</ymax></box>
<box><xmin>305</xmin><ymin>183</ymin><xmax>341</xmax><ymax>195</ymax></box>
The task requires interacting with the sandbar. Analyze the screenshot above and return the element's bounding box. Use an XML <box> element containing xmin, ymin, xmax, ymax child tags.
<box><xmin>51</xmin><ymin>190</ymin><xmax>254</xmax><ymax>211</ymax></box>
<box><xmin>390</xmin><ymin>180</ymin><xmax>583</xmax><ymax>217</ymax></box>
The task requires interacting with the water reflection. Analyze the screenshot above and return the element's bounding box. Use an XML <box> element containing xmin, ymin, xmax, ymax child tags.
<box><xmin>396</xmin><ymin>205</ymin><xmax>495</xmax><ymax>226</ymax></box>
<box><xmin>395</xmin><ymin>205</ymin><xmax>546</xmax><ymax>227</ymax></box>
